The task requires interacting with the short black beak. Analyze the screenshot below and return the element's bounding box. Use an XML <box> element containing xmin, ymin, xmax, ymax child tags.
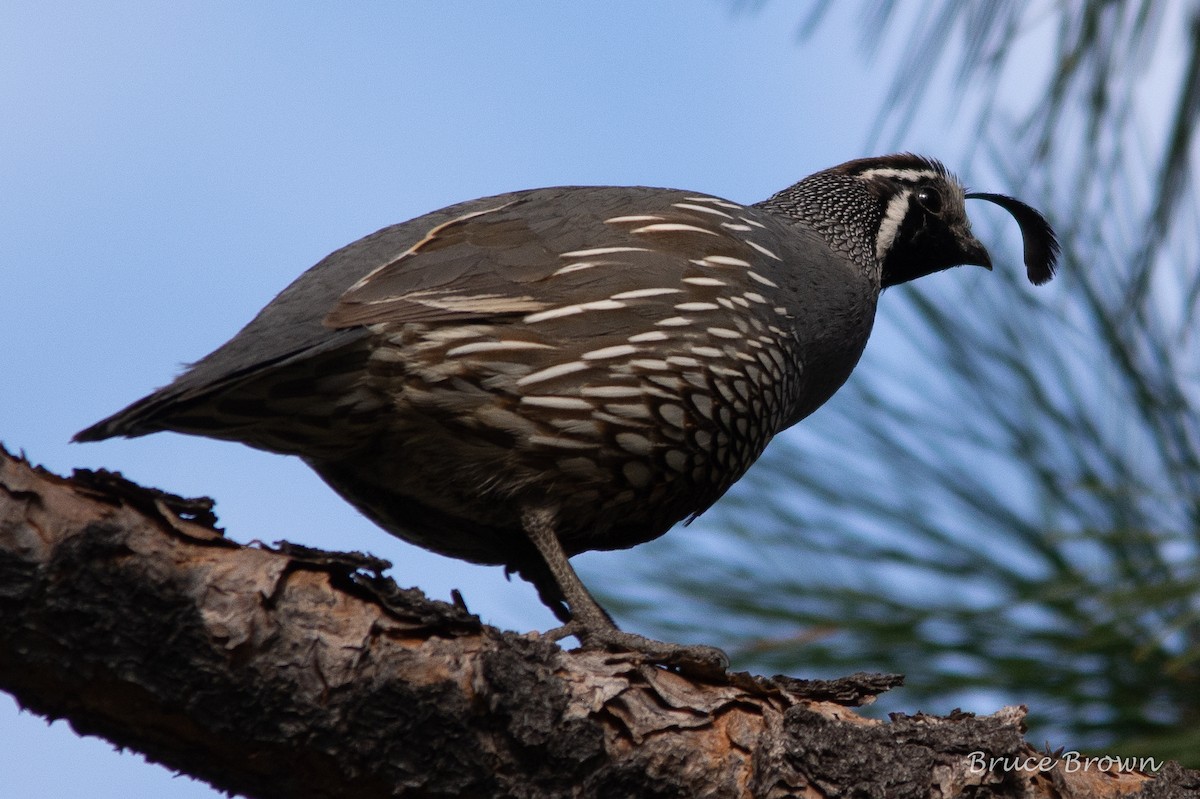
<box><xmin>960</xmin><ymin>235</ymin><xmax>992</xmax><ymax>271</ymax></box>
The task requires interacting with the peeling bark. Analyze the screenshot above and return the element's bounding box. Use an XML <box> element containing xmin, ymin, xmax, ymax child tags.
<box><xmin>0</xmin><ymin>444</ymin><xmax>1195</xmax><ymax>798</ymax></box>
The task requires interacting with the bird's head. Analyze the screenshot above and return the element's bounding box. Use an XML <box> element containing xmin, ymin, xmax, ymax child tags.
<box><xmin>763</xmin><ymin>153</ymin><xmax>1059</xmax><ymax>288</ymax></box>
<box><xmin>847</xmin><ymin>154</ymin><xmax>1059</xmax><ymax>288</ymax></box>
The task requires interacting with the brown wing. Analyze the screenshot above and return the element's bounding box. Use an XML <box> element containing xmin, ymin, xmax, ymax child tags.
<box><xmin>321</xmin><ymin>187</ymin><xmax>798</xmax><ymax>334</ymax></box>
<box><xmin>76</xmin><ymin>185</ymin><xmax>816</xmax><ymax>442</ymax></box>
<box><xmin>322</xmin><ymin>201</ymin><xmax>555</xmax><ymax>326</ymax></box>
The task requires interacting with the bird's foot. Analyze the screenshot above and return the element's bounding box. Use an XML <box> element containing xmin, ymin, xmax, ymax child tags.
<box><xmin>545</xmin><ymin>621</ymin><xmax>729</xmax><ymax>678</ymax></box>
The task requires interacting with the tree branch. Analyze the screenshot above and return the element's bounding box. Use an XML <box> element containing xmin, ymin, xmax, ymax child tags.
<box><xmin>0</xmin><ymin>444</ymin><xmax>1192</xmax><ymax>798</ymax></box>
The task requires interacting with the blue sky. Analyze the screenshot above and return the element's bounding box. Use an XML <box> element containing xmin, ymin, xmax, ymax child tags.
<box><xmin>0</xmin><ymin>2</ymin><xmax>1058</xmax><ymax>795</ymax></box>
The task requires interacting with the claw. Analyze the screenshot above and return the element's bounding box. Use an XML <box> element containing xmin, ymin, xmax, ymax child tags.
<box><xmin>549</xmin><ymin>621</ymin><xmax>729</xmax><ymax>677</ymax></box>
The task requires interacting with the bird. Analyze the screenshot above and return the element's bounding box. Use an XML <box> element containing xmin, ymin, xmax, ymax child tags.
<box><xmin>75</xmin><ymin>154</ymin><xmax>1058</xmax><ymax>674</ymax></box>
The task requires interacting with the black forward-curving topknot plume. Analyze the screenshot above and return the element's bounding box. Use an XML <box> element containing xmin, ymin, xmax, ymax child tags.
<box><xmin>965</xmin><ymin>192</ymin><xmax>1060</xmax><ymax>285</ymax></box>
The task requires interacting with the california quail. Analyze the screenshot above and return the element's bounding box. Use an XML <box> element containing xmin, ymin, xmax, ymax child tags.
<box><xmin>76</xmin><ymin>154</ymin><xmax>1058</xmax><ymax>674</ymax></box>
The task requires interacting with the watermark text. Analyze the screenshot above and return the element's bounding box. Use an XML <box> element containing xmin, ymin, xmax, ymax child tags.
<box><xmin>967</xmin><ymin>751</ymin><xmax>1163</xmax><ymax>774</ymax></box>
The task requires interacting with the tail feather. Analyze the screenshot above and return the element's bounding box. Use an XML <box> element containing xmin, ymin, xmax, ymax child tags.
<box><xmin>73</xmin><ymin>393</ymin><xmax>173</xmax><ymax>442</ymax></box>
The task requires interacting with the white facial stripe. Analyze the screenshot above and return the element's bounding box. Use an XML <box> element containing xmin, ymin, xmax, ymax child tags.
<box><xmin>875</xmin><ymin>191</ymin><xmax>912</xmax><ymax>262</ymax></box>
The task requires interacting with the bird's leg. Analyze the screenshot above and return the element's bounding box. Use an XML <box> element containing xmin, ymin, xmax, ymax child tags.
<box><xmin>521</xmin><ymin>507</ymin><xmax>729</xmax><ymax>677</ymax></box>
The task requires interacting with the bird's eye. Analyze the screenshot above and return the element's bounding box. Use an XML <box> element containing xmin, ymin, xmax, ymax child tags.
<box><xmin>916</xmin><ymin>186</ymin><xmax>943</xmax><ymax>215</ymax></box>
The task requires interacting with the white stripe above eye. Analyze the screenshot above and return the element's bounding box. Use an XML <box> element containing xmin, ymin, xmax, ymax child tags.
<box><xmin>858</xmin><ymin>167</ymin><xmax>939</xmax><ymax>183</ymax></box>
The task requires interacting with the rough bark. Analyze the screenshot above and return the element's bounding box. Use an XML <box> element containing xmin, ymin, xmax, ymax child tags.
<box><xmin>0</xmin><ymin>444</ymin><xmax>1195</xmax><ymax>798</ymax></box>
